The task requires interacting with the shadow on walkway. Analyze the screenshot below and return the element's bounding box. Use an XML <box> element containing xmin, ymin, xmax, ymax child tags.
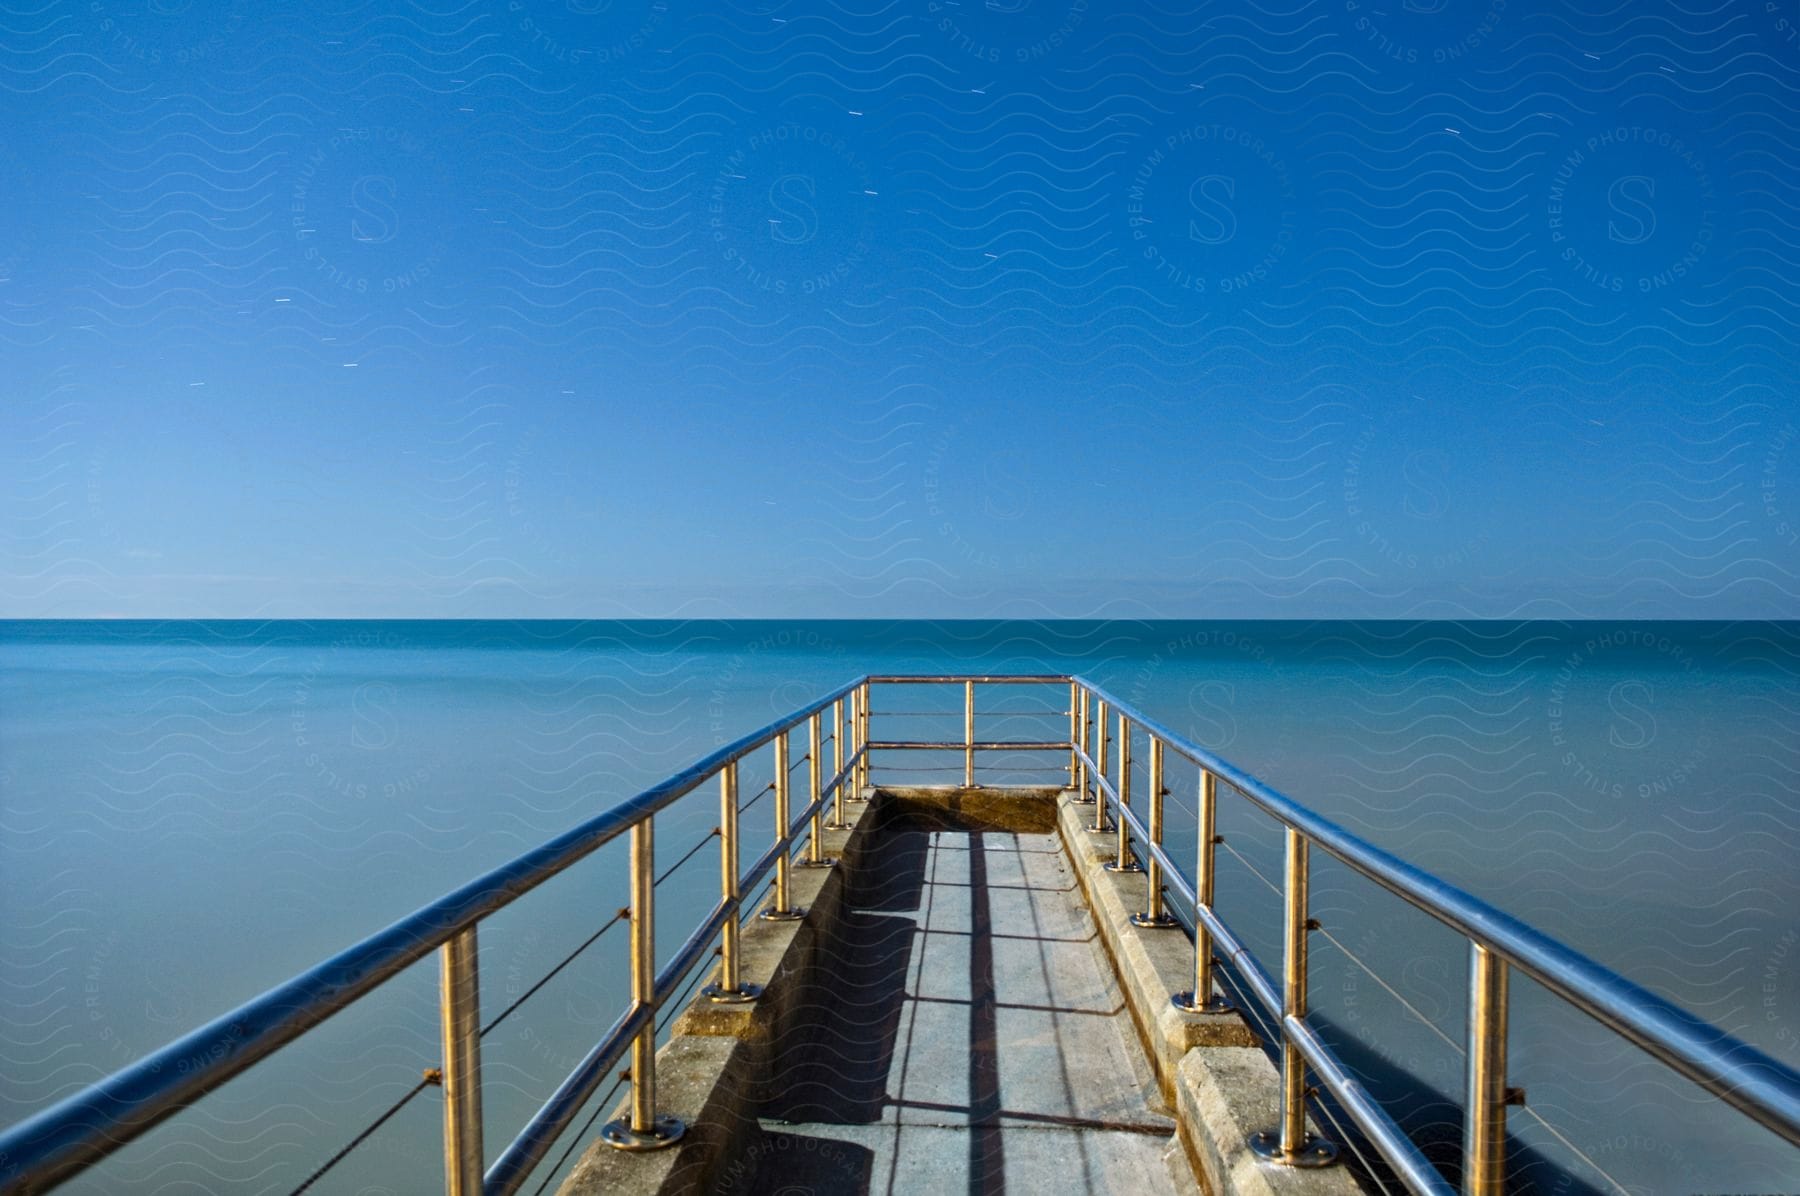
<box><xmin>720</xmin><ymin>802</ymin><xmax>1175</xmax><ymax>1196</ymax></box>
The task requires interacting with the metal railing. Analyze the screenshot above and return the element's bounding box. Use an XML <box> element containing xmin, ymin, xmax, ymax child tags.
<box><xmin>2</xmin><ymin>673</ymin><xmax>1797</xmax><ymax>1196</ymax></box>
<box><xmin>1064</xmin><ymin>676</ymin><xmax>1800</xmax><ymax>1195</ymax></box>
<box><xmin>0</xmin><ymin>680</ymin><xmax>876</xmax><ymax>1195</ymax></box>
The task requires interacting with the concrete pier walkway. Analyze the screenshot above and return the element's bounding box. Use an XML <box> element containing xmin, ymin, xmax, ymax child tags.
<box><xmin>721</xmin><ymin>809</ymin><xmax>1196</xmax><ymax>1194</ymax></box>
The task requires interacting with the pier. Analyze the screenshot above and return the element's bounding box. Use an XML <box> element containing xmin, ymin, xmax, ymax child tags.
<box><xmin>1</xmin><ymin>676</ymin><xmax>1797</xmax><ymax>1194</ymax></box>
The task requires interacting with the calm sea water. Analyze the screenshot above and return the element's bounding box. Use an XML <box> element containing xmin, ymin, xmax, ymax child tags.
<box><xmin>1</xmin><ymin>620</ymin><xmax>1796</xmax><ymax>1192</ymax></box>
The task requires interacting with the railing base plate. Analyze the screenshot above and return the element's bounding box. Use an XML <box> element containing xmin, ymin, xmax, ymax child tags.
<box><xmin>758</xmin><ymin>906</ymin><xmax>807</xmax><ymax>922</ymax></box>
<box><xmin>601</xmin><ymin>1116</ymin><xmax>686</xmax><ymax>1153</ymax></box>
<box><xmin>795</xmin><ymin>857</ymin><xmax>837</xmax><ymax>869</ymax></box>
<box><xmin>1247</xmin><ymin>1131</ymin><xmax>1338</xmax><ymax>1168</ymax></box>
<box><xmin>1130</xmin><ymin>912</ymin><xmax>1179</xmax><ymax>929</ymax></box>
<box><xmin>1171</xmin><ymin>989</ymin><xmax>1234</xmax><ymax>1015</ymax></box>
<box><xmin>701</xmin><ymin>982</ymin><xmax>761</xmax><ymax>1005</ymax></box>
<box><xmin>1102</xmin><ymin>860</ymin><xmax>1144</xmax><ymax>875</ymax></box>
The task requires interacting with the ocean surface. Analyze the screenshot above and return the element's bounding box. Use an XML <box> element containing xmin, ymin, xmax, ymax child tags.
<box><xmin>1</xmin><ymin>620</ymin><xmax>1796</xmax><ymax>1193</ymax></box>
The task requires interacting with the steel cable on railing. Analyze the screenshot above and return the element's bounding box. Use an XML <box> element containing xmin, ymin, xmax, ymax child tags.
<box><xmin>879</xmin><ymin>708</ymin><xmax>1066</xmax><ymax>716</ymax></box>
<box><xmin>284</xmin><ymin>816</ymin><xmax>726</xmax><ymax>1193</ymax></box>
<box><xmin>483</xmin><ymin>817</ymin><xmax>720</xmax><ymax>1048</ymax></box>
<box><xmin>482</xmin><ymin>910</ymin><xmax>630</xmax><ymax>1041</ymax></box>
<box><xmin>738</xmin><ymin>779</ymin><xmax>777</xmax><ymax>815</ymax></box>
<box><xmin>656</xmin><ymin>827</ymin><xmax>721</xmax><ymax>888</ymax></box>
<box><xmin>1205</xmin><ymin>780</ymin><xmax>1636</xmax><ymax>1196</ymax></box>
<box><xmin>1199</xmin><ymin>937</ymin><xmax>1394</xmax><ymax>1192</ymax></box>
<box><xmin>1511</xmin><ymin>1104</ymin><xmax>1632</xmax><ymax>1196</ymax></box>
<box><xmin>284</xmin><ymin>901</ymin><xmax>633</xmax><ymax>1194</ymax></box>
<box><xmin>1213</xmin><ymin>809</ymin><xmax>1477</xmax><ymax>1081</ymax></box>
<box><xmin>287</xmin><ymin>1074</ymin><xmax>436</xmax><ymax>1195</ymax></box>
<box><xmin>1093</xmin><ymin>773</ymin><xmax>1387</xmax><ymax>1188</ymax></box>
<box><xmin>1288</xmin><ymin>899</ymin><xmax>1629</xmax><ymax>1193</ymax></box>
<box><xmin>530</xmin><ymin>1076</ymin><xmax>627</xmax><ymax>1196</ymax></box>
<box><xmin>502</xmin><ymin>814</ymin><xmax>767</xmax><ymax>1194</ymax></box>
<box><xmin>658</xmin><ymin>963</ymin><xmax>711</xmax><ymax>1036</ymax></box>
<box><xmin>735</xmin><ymin>746</ymin><xmax>816</xmax><ymax>817</ymax></box>
<box><xmin>1150</xmin><ymin>782</ymin><xmax>1412</xmax><ymax>1190</ymax></box>
<box><xmin>1217</xmin><ymin>834</ymin><xmax>1282</xmax><ymax>899</ymax></box>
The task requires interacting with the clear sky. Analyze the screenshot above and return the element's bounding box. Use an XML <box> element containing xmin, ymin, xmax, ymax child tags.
<box><xmin>2</xmin><ymin>0</ymin><xmax>1798</xmax><ymax>618</ymax></box>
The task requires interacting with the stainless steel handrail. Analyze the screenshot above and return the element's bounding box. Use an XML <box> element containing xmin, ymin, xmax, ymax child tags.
<box><xmin>864</xmin><ymin>673</ymin><xmax>1069</xmax><ymax>683</ymax></box>
<box><xmin>4</xmin><ymin>672</ymin><xmax>1795</xmax><ymax>1196</ymax></box>
<box><xmin>0</xmin><ymin>676</ymin><xmax>870</xmax><ymax>1195</ymax></box>
<box><xmin>1070</xmin><ymin>675</ymin><xmax>1800</xmax><ymax>1193</ymax></box>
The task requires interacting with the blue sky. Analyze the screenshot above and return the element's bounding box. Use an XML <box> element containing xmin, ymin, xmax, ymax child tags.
<box><xmin>2</xmin><ymin>0</ymin><xmax>1798</xmax><ymax>618</ymax></box>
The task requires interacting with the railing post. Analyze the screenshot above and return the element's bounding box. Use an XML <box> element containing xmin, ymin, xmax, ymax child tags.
<box><xmin>963</xmin><ymin>680</ymin><xmax>976</xmax><ymax>787</ymax></box>
<box><xmin>1131</xmin><ymin>736</ymin><xmax>1176</xmax><ymax>927</ymax></box>
<box><xmin>827</xmin><ymin>697</ymin><xmax>847</xmax><ymax>829</ymax></box>
<box><xmin>1174</xmin><ymin>767</ymin><xmax>1233</xmax><ymax>1013</ymax></box>
<box><xmin>1067</xmin><ymin>681</ymin><xmax>1078</xmax><ymax>793</ymax></box>
<box><xmin>1105</xmin><ymin>713</ymin><xmax>1141</xmax><ymax>873</ymax></box>
<box><xmin>1091</xmin><ymin>698</ymin><xmax>1111</xmax><ymax>831</ymax></box>
<box><xmin>799</xmin><ymin>712</ymin><xmax>834</xmax><ymax>868</ymax></box>
<box><xmin>846</xmin><ymin>689</ymin><xmax>864</xmax><ymax>802</ymax></box>
<box><xmin>761</xmin><ymin>732</ymin><xmax>804</xmax><ymax>921</ymax></box>
<box><xmin>703</xmin><ymin>762</ymin><xmax>759</xmax><ymax>1004</ymax></box>
<box><xmin>439</xmin><ymin>927</ymin><xmax>483</xmax><ymax>1196</ymax></box>
<box><xmin>1250</xmin><ymin>828</ymin><xmax>1336</xmax><ymax>1167</ymax></box>
<box><xmin>1464</xmin><ymin>943</ymin><xmax>1511</xmax><ymax>1195</ymax></box>
<box><xmin>1075</xmin><ymin>687</ymin><xmax>1092</xmax><ymax>803</ymax></box>
<box><xmin>601</xmin><ymin>818</ymin><xmax>685</xmax><ymax>1151</ymax></box>
<box><xmin>855</xmin><ymin>682</ymin><xmax>871</xmax><ymax>797</ymax></box>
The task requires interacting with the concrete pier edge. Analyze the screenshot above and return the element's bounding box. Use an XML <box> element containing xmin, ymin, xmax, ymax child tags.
<box><xmin>1054</xmin><ymin>791</ymin><xmax>1370</xmax><ymax>1196</ymax></box>
<box><xmin>558</xmin><ymin>786</ymin><xmax>887</xmax><ymax>1195</ymax></box>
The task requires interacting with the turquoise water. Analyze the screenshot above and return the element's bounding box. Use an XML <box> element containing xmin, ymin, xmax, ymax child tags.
<box><xmin>1</xmin><ymin>620</ymin><xmax>1796</xmax><ymax>1191</ymax></box>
